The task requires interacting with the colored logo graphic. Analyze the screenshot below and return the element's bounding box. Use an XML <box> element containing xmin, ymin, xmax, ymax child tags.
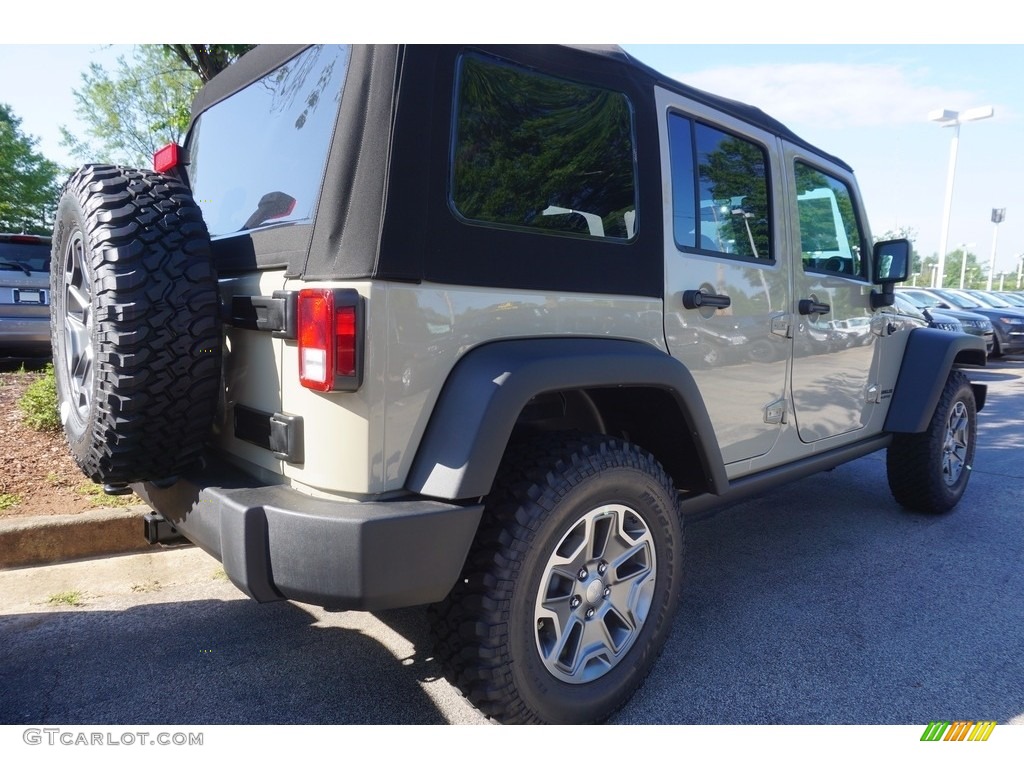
<box><xmin>920</xmin><ymin>721</ymin><xmax>996</xmax><ymax>742</ymax></box>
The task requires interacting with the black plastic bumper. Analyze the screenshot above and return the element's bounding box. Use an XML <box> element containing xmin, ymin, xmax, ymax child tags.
<box><xmin>134</xmin><ymin>460</ymin><xmax>483</xmax><ymax>611</ymax></box>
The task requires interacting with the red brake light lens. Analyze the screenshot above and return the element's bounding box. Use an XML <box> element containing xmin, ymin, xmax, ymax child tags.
<box><xmin>153</xmin><ymin>143</ymin><xmax>180</xmax><ymax>174</ymax></box>
<box><xmin>297</xmin><ymin>289</ymin><xmax>362</xmax><ymax>391</ymax></box>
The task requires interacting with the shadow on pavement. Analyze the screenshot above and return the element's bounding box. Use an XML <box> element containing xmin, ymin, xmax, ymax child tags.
<box><xmin>0</xmin><ymin>597</ymin><xmax>453</xmax><ymax>724</ymax></box>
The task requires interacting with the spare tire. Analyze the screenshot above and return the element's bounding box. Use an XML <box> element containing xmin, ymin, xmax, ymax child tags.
<box><xmin>50</xmin><ymin>164</ymin><xmax>222</xmax><ymax>486</ymax></box>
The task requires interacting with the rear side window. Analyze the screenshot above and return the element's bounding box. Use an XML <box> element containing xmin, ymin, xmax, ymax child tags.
<box><xmin>451</xmin><ymin>53</ymin><xmax>637</xmax><ymax>241</ymax></box>
<box><xmin>186</xmin><ymin>45</ymin><xmax>351</xmax><ymax>238</ymax></box>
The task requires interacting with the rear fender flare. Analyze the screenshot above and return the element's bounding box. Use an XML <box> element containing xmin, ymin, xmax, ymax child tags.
<box><xmin>405</xmin><ymin>338</ymin><xmax>728</xmax><ymax>500</ymax></box>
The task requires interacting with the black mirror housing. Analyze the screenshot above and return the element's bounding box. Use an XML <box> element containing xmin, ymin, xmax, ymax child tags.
<box><xmin>871</xmin><ymin>238</ymin><xmax>911</xmax><ymax>309</ymax></box>
<box><xmin>873</xmin><ymin>239</ymin><xmax>911</xmax><ymax>284</ymax></box>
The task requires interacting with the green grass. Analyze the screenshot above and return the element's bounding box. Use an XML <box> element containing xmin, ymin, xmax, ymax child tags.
<box><xmin>17</xmin><ymin>363</ymin><xmax>59</xmax><ymax>432</ymax></box>
<box><xmin>0</xmin><ymin>493</ymin><xmax>21</xmax><ymax>510</ymax></box>
<box><xmin>47</xmin><ymin>590</ymin><xmax>85</xmax><ymax>607</ymax></box>
<box><xmin>75</xmin><ymin>482</ymin><xmax>142</xmax><ymax>508</ymax></box>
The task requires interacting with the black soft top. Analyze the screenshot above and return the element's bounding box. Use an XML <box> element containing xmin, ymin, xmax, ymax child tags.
<box><xmin>189</xmin><ymin>45</ymin><xmax>850</xmax><ymax>295</ymax></box>
<box><xmin>191</xmin><ymin>44</ymin><xmax>846</xmax><ymax>169</ymax></box>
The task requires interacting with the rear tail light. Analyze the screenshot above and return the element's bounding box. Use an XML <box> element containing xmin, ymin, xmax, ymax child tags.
<box><xmin>153</xmin><ymin>142</ymin><xmax>181</xmax><ymax>174</ymax></box>
<box><xmin>297</xmin><ymin>288</ymin><xmax>363</xmax><ymax>391</ymax></box>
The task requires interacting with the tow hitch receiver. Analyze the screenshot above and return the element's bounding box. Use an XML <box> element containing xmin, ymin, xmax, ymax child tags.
<box><xmin>143</xmin><ymin>512</ymin><xmax>185</xmax><ymax>544</ymax></box>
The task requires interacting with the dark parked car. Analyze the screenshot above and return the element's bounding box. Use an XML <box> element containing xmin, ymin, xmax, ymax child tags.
<box><xmin>997</xmin><ymin>291</ymin><xmax>1024</xmax><ymax>308</ymax></box>
<box><xmin>0</xmin><ymin>233</ymin><xmax>51</xmax><ymax>356</ymax></box>
<box><xmin>905</xmin><ymin>287</ymin><xmax>1024</xmax><ymax>357</ymax></box>
<box><xmin>898</xmin><ymin>287</ymin><xmax>996</xmax><ymax>355</ymax></box>
<box><xmin>893</xmin><ymin>293</ymin><xmax>963</xmax><ymax>333</ymax></box>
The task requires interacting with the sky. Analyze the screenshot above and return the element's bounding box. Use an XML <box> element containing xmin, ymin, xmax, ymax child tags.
<box><xmin>3</xmin><ymin>3</ymin><xmax>1023</xmax><ymax>281</ymax></box>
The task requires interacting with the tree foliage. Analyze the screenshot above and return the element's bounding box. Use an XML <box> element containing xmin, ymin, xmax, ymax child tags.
<box><xmin>0</xmin><ymin>104</ymin><xmax>61</xmax><ymax>234</ymax></box>
<box><xmin>61</xmin><ymin>44</ymin><xmax>252</xmax><ymax>169</ymax></box>
<box><xmin>919</xmin><ymin>247</ymin><xmax>988</xmax><ymax>289</ymax></box>
<box><xmin>164</xmin><ymin>45</ymin><xmax>253</xmax><ymax>83</ymax></box>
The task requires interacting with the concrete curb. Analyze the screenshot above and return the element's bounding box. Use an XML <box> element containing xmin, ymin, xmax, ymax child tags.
<box><xmin>0</xmin><ymin>505</ymin><xmax>165</xmax><ymax>570</ymax></box>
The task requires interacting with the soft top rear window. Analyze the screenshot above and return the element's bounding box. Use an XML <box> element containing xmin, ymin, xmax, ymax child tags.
<box><xmin>186</xmin><ymin>45</ymin><xmax>351</xmax><ymax>239</ymax></box>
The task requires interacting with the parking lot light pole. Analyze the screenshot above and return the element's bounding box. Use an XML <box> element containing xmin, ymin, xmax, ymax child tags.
<box><xmin>929</xmin><ymin>106</ymin><xmax>994</xmax><ymax>288</ymax></box>
<box><xmin>987</xmin><ymin>208</ymin><xmax>1005</xmax><ymax>291</ymax></box>
<box><xmin>958</xmin><ymin>242</ymin><xmax>975</xmax><ymax>289</ymax></box>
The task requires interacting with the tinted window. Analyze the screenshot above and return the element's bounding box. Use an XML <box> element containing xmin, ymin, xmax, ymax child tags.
<box><xmin>669</xmin><ymin>113</ymin><xmax>772</xmax><ymax>261</ymax></box>
<box><xmin>795</xmin><ymin>162</ymin><xmax>864</xmax><ymax>277</ymax></box>
<box><xmin>0</xmin><ymin>242</ymin><xmax>50</xmax><ymax>273</ymax></box>
<box><xmin>451</xmin><ymin>53</ymin><xmax>636</xmax><ymax>240</ymax></box>
<box><xmin>186</xmin><ymin>45</ymin><xmax>351</xmax><ymax>238</ymax></box>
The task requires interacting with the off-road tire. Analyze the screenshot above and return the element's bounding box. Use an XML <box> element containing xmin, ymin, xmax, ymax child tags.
<box><xmin>886</xmin><ymin>370</ymin><xmax>977</xmax><ymax>514</ymax></box>
<box><xmin>429</xmin><ymin>433</ymin><xmax>683</xmax><ymax>724</ymax></box>
<box><xmin>50</xmin><ymin>164</ymin><xmax>221</xmax><ymax>485</ymax></box>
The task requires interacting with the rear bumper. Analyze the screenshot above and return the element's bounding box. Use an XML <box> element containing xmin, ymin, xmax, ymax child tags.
<box><xmin>134</xmin><ymin>460</ymin><xmax>482</xmax><ymax>610</ymax></box>
<box><xmin>0</xmin><ymin>315</ymin><xmax>51</xmax><ymax>349</ymax></box>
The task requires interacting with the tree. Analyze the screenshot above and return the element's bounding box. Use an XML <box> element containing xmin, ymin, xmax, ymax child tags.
<box><xmin>0</xmin><ymin>104</ymin><xmax>61</xmax><ymax>234</ymax></box>
<box><xmin>61</xmin><ymin>44</ymin><xmax>253</xmax><ymax>169</ymax></box>
<box><xmin>164</xmin><ymin>45</ymin><xmax>253</xmax><ymax>84</ymax></box>
<box><xmin>917</xmin><ymin>246</ymin><xmax>986</xmax><ymax>289</ymax></box>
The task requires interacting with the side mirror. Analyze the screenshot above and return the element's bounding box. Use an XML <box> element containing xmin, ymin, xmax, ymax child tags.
<box><xmin>870</xmin><ymin>238</ymin><xmax>910</xmax><ymax>308</ymax></box>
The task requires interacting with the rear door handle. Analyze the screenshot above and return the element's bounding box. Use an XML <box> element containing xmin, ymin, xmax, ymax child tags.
<box><xmin>682</xmin><ymin>289</ymin><xmax>731</xmax><ymax>310</ymax></box>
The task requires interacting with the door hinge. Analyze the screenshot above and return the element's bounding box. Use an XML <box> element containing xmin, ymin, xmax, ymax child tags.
<box><xmin>764</xmin><ymin>398</ymin><xmax>788</xmax><ymax>425</ymax></box>
<box><xmin>770</xmin><ymin>313</ymin><xmax>792</xmax><ymax>338</ymax></box>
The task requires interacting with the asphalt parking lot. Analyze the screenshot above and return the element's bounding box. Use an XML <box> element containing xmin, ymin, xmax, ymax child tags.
<box><xmin>1</xmin><ymin>359</ymin><xmax>1022</xmax><ymax>727</ymax></box>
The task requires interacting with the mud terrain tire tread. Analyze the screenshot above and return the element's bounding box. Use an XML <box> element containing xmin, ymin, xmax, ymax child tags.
<box><xmin>50</xmin><ymin>164</ymin><xmax>221</xmax><ymax>485</ymax></box>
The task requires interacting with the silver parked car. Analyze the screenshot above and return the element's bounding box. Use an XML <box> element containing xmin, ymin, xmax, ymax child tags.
<box><xmin>0</xmin><ymin>233</ymin><xmax>51</xmax><ymax>356</ymax></box>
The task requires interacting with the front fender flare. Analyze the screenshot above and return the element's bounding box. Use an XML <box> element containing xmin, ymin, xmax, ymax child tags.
<box><xmin>405</xmin><ymin>338</ymin><xmax>728</xmax><ymax>500</ymax></box>
<box><xmin>884</xmin><ymin>327</ymin><xmax>987</xmax><ymax>434</ymax></box>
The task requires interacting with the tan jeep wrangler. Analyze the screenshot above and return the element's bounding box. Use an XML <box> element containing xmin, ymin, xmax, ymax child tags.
<box><xmin>50</xmin><ymin>44</ymin><xmax>986</xmax><ymax>724</ymax></box>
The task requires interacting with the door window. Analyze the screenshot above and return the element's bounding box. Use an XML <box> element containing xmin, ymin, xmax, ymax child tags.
<box><xmin>669</xmin><ymin>113</ymin><xmax>772</xmax><ymax>261</ymax></box>
<box><xmin>794</xmin><ymin>162</ymin><xmax>865</xmax><ymax>278</ymax></box>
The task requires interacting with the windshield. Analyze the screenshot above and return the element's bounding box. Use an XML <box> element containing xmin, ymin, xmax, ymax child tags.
<box><xmin>899</xmin><ymin>290</ymin><xmax>939</xmax><ymax>308</ymax></box>
<box><xmin>894</xmin><ymin>294</ymin><xmax>925</xmax><ymax>320</ymax></box>
<box><xmin>967</xmin><ymin>291</ymin><xmax>1010</xmax><ymax>308</ymax></box>
<box><xmin>186</xmin><ymin>45</ymin><xmax>351</xmax><ymax>238</ymax></box>
<box><xmin>960</xmin><ymin>291</ymin><xmax>998</xmax><ymax>308</ymax></box>
<box><xmin>932</xmin><ymin>290</ymin><xmax>981</xmax><ymax>309</ymax></box>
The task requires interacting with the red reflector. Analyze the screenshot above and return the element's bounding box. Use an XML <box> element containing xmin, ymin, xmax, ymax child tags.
<box><xmin>297</xmin><ymin>289</ymin><xmax>362</xmax><ymax>392</ymax></box>
<box><xmin>153</xmin><ymin>143</ymin><xmax>180</xmax><ymax>174</ymax></box>
<box><xmin>335</xmin><ymin>306</ymin><xmax>357</xmax><ymax>377</ymax></box>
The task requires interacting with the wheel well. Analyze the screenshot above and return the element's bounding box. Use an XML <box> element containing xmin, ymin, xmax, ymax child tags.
<box><xmin>513</xmin><ymin>387</ymin><xmax>710</xmax><ymax>493</ymax></box>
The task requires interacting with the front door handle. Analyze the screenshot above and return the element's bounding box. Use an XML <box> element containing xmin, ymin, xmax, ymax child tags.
<box><xmin>682</xmin><ymin>289</ymin><xmax>731</xmax><ymax>310</ymax></box>
<box><xmin>798</xmin><ymin>298</ymin><xmax>831</xmax><ymax>315</ymax></box>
